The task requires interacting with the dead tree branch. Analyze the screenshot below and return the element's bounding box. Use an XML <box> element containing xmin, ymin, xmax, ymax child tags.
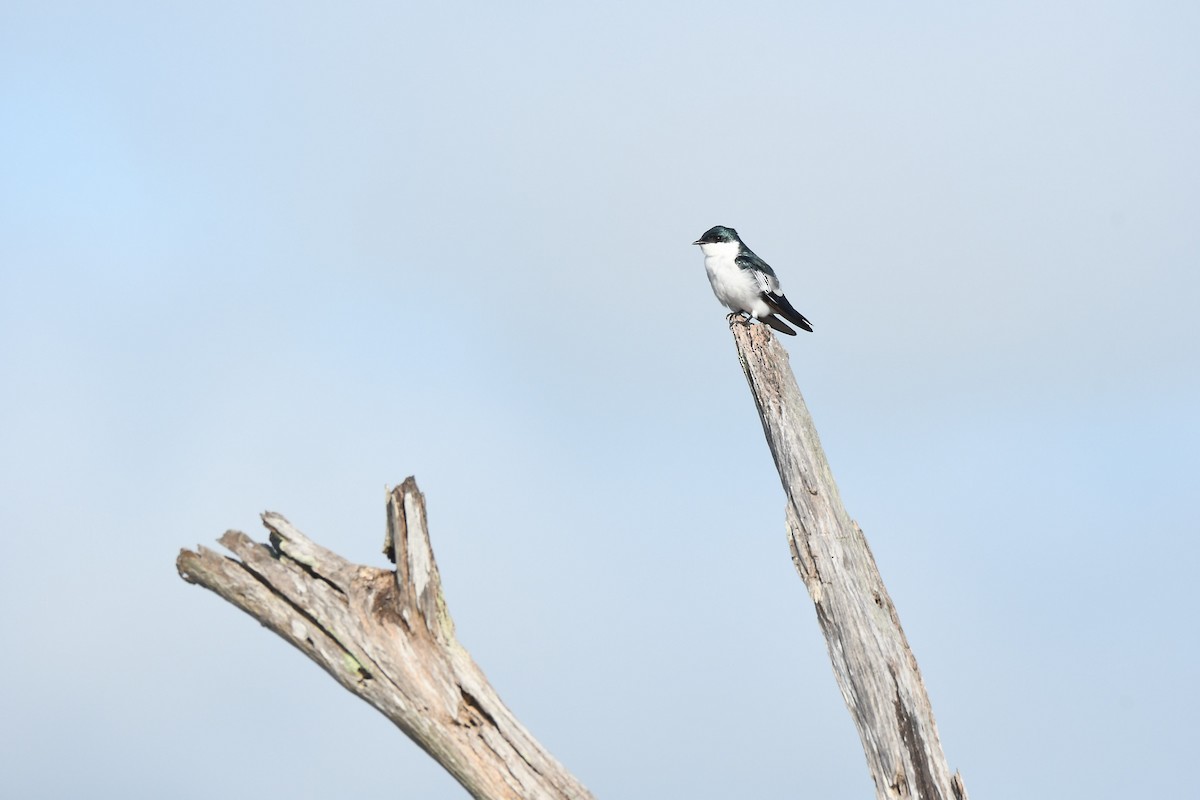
<box><xmin>177</xmin><ymin>322</ymin><xmax>969</xmax><ymax>800</ymax></box>
<box><xmin>731</xmin><ymin>321</ymin><xmax>968</xmax><ymax>800</ymax></box>
<box><xmin>176</xmin><ymin>478</ymin><xmax>594</xmax><ymax>800</ymax></box>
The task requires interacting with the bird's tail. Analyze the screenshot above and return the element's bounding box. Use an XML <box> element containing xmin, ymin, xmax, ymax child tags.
<box><xmin>760</xmin><ymin>314</ymin><xmax>797</xmax><ymax>336</ymax></box>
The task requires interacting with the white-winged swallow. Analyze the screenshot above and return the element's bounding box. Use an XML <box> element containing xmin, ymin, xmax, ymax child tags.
<box><xmin>693</xmin><ymin>225</ymin><xmax>813</xmax><ymax>335</ymax></box>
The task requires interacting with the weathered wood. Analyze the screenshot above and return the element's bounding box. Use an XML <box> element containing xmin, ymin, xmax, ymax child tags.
<box><xmin>177</xmin><ymin>324</ymin><xmax>969</xmax><ymax>798</ymax></box>
<box><xmin>730</xmin><ymin>320</ymin><xmax>968</xmax><ymax>800</ymax></box>
<box><xmin>177</xmin><ymin>478</ymin><xmax>594</xmax><ymax>800</ymax></box>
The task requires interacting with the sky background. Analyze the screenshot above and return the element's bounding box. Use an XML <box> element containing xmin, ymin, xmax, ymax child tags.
<box><xmin>2</xmin><ymin>2</ymin><xmax>1198</xmax><ymax>798</ymax></box>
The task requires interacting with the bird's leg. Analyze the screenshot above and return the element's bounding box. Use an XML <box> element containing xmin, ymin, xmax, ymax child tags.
<box><xmin>726</xmin><ymin>311</ymin><xmax>753</xmax><ymax>327</ymax></box>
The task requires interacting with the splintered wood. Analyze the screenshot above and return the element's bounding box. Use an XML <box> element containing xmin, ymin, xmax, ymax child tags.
<box><xmin>178</xmin><ymin>479</ymin><xmax>594</xmax><ymax>800</ymax></box>
<box><xmin>731</xmin><ymin>321</ymin><xmax>968</xmax><ymax>800</ymax></box>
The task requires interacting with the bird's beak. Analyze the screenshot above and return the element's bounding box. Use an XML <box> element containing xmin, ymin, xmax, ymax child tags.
<box><xmin>691</xmin><ymin>240</ymin><xmax>702</xmax><ymax>246</ymax></box>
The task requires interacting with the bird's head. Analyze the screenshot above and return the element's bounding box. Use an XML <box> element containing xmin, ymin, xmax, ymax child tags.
<box><xmin>692</xmin><ymin>225</ymin><xmax>740</xmax><ymax>246</ymax></box>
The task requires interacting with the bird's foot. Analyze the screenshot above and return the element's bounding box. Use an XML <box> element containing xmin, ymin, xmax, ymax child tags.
<box><xmin>726</xmin><ymin>312</ymin><xmax>753</xmax><ymax>327</ymax></box>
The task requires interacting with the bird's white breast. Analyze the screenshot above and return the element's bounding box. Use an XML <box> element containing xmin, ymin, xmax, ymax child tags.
<box><xmin>700</xmin><ymin>241</ymin><xmax>770</xmax><ymax>317</ymax></box>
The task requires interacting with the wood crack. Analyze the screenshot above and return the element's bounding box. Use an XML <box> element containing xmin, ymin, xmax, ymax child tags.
<box><xmin>229</xmin><ymin>547</ymin><xmax>372</xmax><ymax>682</ymax></box>
<box><xmin>177</xmin><ymin>479</ymin><xmax>595</xmax><ymax>800</ymax></box>
<box><xmin>732</xmin><ymin>322</ymin><xmax>967</xmax><ymax>800</ymax></box>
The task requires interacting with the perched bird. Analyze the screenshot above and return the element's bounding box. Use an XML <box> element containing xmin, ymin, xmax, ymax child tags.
<box><xmin>693</xmin><ymin>225</ymin><xmax>813</xmax><ymax>335</ymax></box>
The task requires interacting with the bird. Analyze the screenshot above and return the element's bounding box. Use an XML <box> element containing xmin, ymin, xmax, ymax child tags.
<box><xmin>693</xmin><ymin>225</ymin><xmax>813</xmax><ymax>335</ymax></box>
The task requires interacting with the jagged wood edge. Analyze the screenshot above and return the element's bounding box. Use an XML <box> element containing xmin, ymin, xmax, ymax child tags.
<box><xmin>731</xmin><ymin>321</ymin><xmax>969</xmax><ymax>800</ymax></box>
<box><xmin>177</xmin><ymin>477</ymin><xmax>594</xmax><ymax>800</ymax></box>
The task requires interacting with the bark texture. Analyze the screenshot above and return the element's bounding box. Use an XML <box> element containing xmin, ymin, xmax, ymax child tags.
<box><xmin>176</xmin><ymin>478</ymin><xmax>594</xmax><ymax>800</ymax></box>
<box><xmin>176</xmin><ymin>322</ymin><xmax>968</xmax><ymax>800</ymax></box>
<box><xmin>731</xmin><ymin>320</ymin><xmax>969</xmax><ymax>800</ymax></box>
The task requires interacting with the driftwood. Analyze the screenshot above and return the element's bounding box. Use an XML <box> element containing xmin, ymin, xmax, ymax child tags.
<box><xmin>177</xmin><ymin>321</ymin><xmax>968</xmax><ymax>800</ymax></box>
<box><xmin>176</xmin><ymin>479</ymin><xmax>594</xmax><ymax>800</ymax></box>
<box><xmin>730</xmin><ymin>320</ymin><xmax>968</xmax><ymax>800</ymax></box>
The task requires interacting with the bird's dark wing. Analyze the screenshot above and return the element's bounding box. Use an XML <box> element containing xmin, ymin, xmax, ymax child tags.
<box><xmin>761</xmin><ymin>291</ymin><xmax>814</xmax><ymax>333</ymax></box>
<box><xmin>738</xmin><ymin>250</ymin><xmax>814</xmax><ymax>333</ymax></box>
<box><xmin>736</xmin><ymin>251</ymin><xmax>779</xmax><ymax>282</ymax></box>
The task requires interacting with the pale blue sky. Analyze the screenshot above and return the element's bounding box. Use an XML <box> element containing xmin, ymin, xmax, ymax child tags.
<box><xmin>2</xmin><ymin>2</ymin><xmax>1198</xmax><ymax>798</ymax></box>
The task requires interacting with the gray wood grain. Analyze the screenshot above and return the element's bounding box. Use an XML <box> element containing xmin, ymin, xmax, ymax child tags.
<box><xmin>177</xmin><ymin>478</ymin><xmax>594</xmax><ymax>800</ymax></box>
<box><xmin>177</xmin><ymin>322</ymin><xmax>968</xmax><ymax>799</ymax></box>
<box><xmin>731</xmin><ymin>320</ymin><xmax>968</xmax><ymax>800</ymax></box>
